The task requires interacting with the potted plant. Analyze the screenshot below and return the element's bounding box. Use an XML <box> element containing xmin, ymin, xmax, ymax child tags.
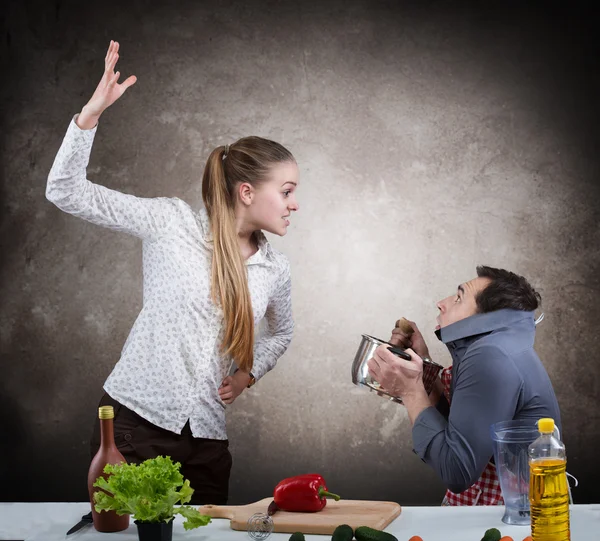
<box><xmin>93</xmin><ymin>455</ymin><xmax>211</xmax><ymax>541</ymax></box>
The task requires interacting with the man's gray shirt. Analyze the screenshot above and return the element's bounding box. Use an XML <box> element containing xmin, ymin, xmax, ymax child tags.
<box><xmin>412</xmin><ymin>309</ymin><xmax>561</xmax><ymax>494</ymax></box>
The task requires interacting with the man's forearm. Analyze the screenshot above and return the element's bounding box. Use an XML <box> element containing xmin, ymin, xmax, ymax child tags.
<box><xmin>402</xmin><ymin>387</ymin><xmax>434</xmax><ymax>425</ymax></box>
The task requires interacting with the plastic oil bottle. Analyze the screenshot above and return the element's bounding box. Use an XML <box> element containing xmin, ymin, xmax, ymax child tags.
<box><xmin>528</xmin><ymin>417</ymin><xmax>570</xmax><ymax>541</ymax></box>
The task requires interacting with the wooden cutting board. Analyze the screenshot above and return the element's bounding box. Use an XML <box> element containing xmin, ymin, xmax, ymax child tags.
<box><xmin>198</xmin><ymin>498</ymin><xmax>402</xmax><ymax>535</ymax></box>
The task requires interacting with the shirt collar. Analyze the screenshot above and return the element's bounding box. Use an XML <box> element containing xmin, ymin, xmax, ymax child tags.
<box><xmin>198</xmin><ymin>207</ymin><xmax>274</xmax><ymax>267</ymax></box>
<box><xmin>439</xmin><ymin>309</ymin><xmax>535</xmax><ymax>344</ymax></box>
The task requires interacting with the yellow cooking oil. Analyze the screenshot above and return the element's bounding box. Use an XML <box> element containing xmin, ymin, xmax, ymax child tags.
<box><xmin>529</xmin><ymin>418</ymin><xmax>570</xmax><ymax>541</ymax></box>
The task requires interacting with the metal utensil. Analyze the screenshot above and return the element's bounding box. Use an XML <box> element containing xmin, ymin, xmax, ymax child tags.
<box><xmin>246</xmin><ymin>512</ymin><xmax>273</xmax><ymax>540</ymax></box>
<box><xmin>351</xmin><ymin>334</ymin><xmax>443</xmax><ymax>404</ymax></box>
<box><xmin>66</xmin><ymin>511</ymin><xmax>93</xmax><ymax>535</ymax></box>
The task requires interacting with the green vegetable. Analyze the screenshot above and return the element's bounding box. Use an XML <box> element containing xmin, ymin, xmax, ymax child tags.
<box><xmin>289</xmin><ymin>533</ymin><xmax>305</xmax><ymax>541</ymax></box>
<box><xmin>355</xmin><ymin>525</ymin><xmax>398</xmax><ymax>541</ymax></box>
<box><xmin>93</xmin><ymin>455</ymin><xmax>212</xmax><ymax>530</ymax></box>
<box><xmin>332</xmin><ymin>524</ymin><xmax>354</xmax><ymax>541</ymax></box>
<box><xmin>481</xmin><ymin>528</ymin><xmax>502</xmax><ymax>541</ymax></box>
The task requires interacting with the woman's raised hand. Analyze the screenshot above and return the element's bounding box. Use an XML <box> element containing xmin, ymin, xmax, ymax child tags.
<box><xmin>78</xmin><ymin>40</ymin><xmax>137</xmax><ymax>129</ymax></box>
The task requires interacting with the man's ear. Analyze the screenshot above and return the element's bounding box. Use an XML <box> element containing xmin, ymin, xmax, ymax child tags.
<box><xmin>238</xmin><ymin>182</ymin><xmax>254</xmax><ymax>206</ymax></box>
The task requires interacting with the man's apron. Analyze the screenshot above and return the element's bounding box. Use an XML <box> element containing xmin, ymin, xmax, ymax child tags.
<box><xmin>440</xmin><ymin>366</ymin><xmax>504</xmax><ymax>506</ymax></box>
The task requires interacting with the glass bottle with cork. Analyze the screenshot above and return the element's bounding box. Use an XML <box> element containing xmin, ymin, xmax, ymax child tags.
<box><xmin>87</xmin><ymin>405</ymin><xmax>130</xmax><ymax>532</ymax></box>
<box><xmin>528</xmin><ymin>417</ymin><xmax>570</xmax><ymax>541</ymax></box>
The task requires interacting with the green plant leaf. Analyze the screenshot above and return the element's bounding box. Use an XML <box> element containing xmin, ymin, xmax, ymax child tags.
<box><xmin>174</xmin><ymin>505</ymin><xmax>212</xmax><ymax>530</ymax></box>
<box><xmin>91</xmin><ymin>456</ymin><xmax>210</xmax><ymax>529</ymax></box>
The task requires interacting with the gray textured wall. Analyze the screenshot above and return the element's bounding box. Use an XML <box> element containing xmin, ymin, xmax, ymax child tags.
<box><xmin>1</xmin><ymin>0</ymin><xmax>599</xmax><ymax>505</ymax></box>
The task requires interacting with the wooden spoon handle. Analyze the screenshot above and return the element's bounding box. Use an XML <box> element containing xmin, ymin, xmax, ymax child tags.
<box><xmin>395</xmin><ymin>317</ymin><xmax>414</xmax><ymax>336</ymax></box>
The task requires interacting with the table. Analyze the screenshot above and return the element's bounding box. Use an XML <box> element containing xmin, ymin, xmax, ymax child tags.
<box><xmin>0</xmin><ymin>503</ymin><xmax>598</xmax><ymax>541</ymax></box>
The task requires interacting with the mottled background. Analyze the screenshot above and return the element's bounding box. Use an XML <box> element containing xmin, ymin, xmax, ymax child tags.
<box><xmin>1</xmin><ymin>0</ymin><xmax>599</xmax><ymax>506</ymax></box>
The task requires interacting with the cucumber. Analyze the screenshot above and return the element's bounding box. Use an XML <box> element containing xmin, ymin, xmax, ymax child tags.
<box><xmin>332</xmin><ymin>524</ymin><xmax>354</xmax><ymax>541</ymax></box>
<box><xmin>289</xmin><ymin>532</ymin><xmax>305</xmax><ymax>541</ymax></box>
<box><xmin>481</xmin><ymin>528</ymin><xmax>501</xmax><ymax>541</ymax></box>
<box><xmin>355</xmin><ymin>525</ymin><xmax>398</xmax><ymax>541</ymax></box>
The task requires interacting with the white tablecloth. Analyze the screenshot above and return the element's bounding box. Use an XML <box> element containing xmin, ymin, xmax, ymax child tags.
<box><xmin>0</xmin><ymin>503</ymin><xmax>598</xmax><ymax>541</ymax></box>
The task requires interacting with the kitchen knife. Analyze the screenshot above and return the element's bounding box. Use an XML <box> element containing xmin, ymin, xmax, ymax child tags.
<box><xmin>66</xmin><ymin>511</ymin><xmax>93</xmax><ymax>535</ymax></box>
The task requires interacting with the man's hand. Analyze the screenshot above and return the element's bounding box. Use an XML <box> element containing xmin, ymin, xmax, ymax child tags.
<box><xmin>368</xmin><ymin>345</ymin><xmax>425</xmax><ymax>398</ymax></box>
<box><xmin>389</xmin><ymin>318</ymin><xmax>431</xmax><ymax>359</ymax></box>
<box><xmin>368</xmin><ymin>345</ymin><xmax>432</xmax><ymax>425</ymax></box>
<box><xmin>218</xmin><ymin>370</ymin><xmax>251</xmax><ymax>405</ymax></box>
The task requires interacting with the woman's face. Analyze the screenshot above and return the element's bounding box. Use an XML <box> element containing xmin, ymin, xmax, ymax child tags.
<box><xmin>245</xmin><ymin>161</ymin><xmax>300</xmax><ymax>236</ymax></box>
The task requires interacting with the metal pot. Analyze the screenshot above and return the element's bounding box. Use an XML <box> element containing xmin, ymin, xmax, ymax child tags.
<box><xmin>351</xmin><ymin>334</ymin><xmax>443</xmax><ymax>404</ymax></box>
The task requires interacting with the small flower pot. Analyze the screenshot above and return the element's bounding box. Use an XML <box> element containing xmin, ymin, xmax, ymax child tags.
<box><xmin>134</xmin><ymin>519</ymin><xmax>173</xmax><ymax>541</ymax></box>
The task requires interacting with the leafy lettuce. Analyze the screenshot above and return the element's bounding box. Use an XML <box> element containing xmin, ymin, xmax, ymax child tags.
<box><xmin>93</xmin><ymin>455</ymin><xmax>211</xmax><ymax>530</ymax></box>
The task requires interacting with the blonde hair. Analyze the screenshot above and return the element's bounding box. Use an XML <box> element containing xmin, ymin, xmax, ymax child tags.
<box><xmin>202</xmin><ymin>136</ymin><xmax>295</xmax><ymax>372</ymax></box>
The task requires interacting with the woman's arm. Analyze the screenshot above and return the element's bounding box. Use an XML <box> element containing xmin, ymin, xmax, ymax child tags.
<box><xmin>251</xmin><ymin>269</ymin><xmax>294</xmax><ymax>382</ymax></box>
<box><xmin>46</xmin><ymin>41</ymin><xmax>177</xmax><ymax>240</ymax></box>
<box><xmin>47</xmin><ymin>118</ymin><xmax>178</xmax><ymax>240</ymax></box>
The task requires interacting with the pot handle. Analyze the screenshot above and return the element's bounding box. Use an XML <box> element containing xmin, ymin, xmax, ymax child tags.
<box><xmin>387</xmin><ymin>346</ymin><xmax>412</xmax><ymax>360</ymax></box>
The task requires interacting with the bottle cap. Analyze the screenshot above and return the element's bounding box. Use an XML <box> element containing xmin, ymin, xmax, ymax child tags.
<box><xmin>98</xmin><ymin>405</ymin><xmax>115</xmax><ymax>419</ymax></box>
<box><xmin>538</xmin><ymin>417</ymin><xmax>555</xmax><ymax>433</ymax></box>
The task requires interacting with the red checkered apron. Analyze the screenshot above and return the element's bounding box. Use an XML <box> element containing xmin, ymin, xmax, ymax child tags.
<box><xmin>440</xmin><ymin>366</ymin><xmax>504</xmax><ymax>506</ymax></box>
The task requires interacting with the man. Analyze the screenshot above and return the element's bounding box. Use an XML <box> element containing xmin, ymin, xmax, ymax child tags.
<box><xmin>367</xmin><ymin>265</ymin><xmax>561</xmax><ymax>505</ymax></box>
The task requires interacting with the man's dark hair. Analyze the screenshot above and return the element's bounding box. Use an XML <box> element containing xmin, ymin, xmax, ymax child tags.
<box><xmin>475</xmin><ymin>265</ymin><xmax>541</xmax><ymax>313</ymax></box>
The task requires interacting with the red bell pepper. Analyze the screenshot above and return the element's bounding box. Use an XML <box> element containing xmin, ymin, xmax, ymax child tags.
<box><xmin>268</xmin><ymin>473</ymin><xmax>340</xmax><ymax>514</ymax></box>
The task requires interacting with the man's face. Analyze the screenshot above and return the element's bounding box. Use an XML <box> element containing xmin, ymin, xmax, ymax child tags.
<box><xmin>436</xmin><ymin>276</ymin><xmax>492</xmax><ymax>329</ymax></box>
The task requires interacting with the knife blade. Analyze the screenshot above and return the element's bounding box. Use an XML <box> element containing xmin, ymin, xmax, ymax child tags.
<box><xmin>66</xmin><ymin>511</ymin><xmax>93</xmax><ymax>535</ymax></box>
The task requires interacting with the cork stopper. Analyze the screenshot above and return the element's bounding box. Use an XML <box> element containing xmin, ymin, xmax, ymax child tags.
<box><xmin>98</xmin><ymin>405</ymin><xmax>115</xmax><ymax>419</ymax></box>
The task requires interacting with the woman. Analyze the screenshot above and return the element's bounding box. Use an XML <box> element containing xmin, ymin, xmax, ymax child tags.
<box><xmin>46</xmin><ymin>41</ymin><xmax>300</xmax><ymax>504</ymax></box>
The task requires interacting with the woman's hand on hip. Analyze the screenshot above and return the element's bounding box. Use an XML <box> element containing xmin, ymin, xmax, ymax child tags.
<box><xmin>77</xmin><ymin>40</ymin><xmax>137</xmax><ymax>129</ymax></box>
<box><xmin>219</xmin><ymin>371</ymin><xmax>250</xmax><ymax>405</ymax></box>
